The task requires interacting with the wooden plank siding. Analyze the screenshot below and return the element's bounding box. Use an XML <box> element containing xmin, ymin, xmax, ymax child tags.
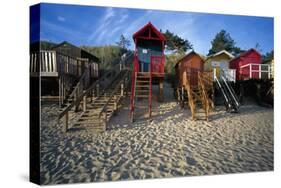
<box><xmin>30</xmin><ymin>50</ymin><xmax>99</xmax><ymax>78</ymax></box>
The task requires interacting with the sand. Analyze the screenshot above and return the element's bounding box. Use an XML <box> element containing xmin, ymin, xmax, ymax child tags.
<box><xmin>40</xmin><ymin>83</ymin><xmax>273</xmax><ymax>185</ymax></box>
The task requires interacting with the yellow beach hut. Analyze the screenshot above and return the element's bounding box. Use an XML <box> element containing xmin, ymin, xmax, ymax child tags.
<box><xmin>204</xmin><ymin>50</ymin><xmax>235</xmax><ymax>81</ymax></box>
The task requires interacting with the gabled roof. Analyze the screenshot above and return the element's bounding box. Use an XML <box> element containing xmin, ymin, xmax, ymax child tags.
<box><xmin>174</xmin><ymin>50</ymin><xmax>204</xmax><ymax>67</ymax></box>
<box><xmin>133</xmin><ymin>22</ymin><xmax>166</xmax><ymax>41</ymax></box>
<box><xmin>230</xmin><ymin>48</ymin><xmax>261</xmax><ymax>62</ymax></box>
<box><xmin>52</xmin><ymin>41</ymin><xmax>100</xmax><ymax>63</ymax></box>
<box><xmin>206</xmin><ymin>50</ymin><xmax>234</xmax><ymax>60</ymax></box>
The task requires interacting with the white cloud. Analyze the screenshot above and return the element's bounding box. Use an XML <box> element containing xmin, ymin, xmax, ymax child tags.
<box><xmin>57</xmin><ymin>16</ymin><xmax>66</xmax><ymax>22</ymax></box>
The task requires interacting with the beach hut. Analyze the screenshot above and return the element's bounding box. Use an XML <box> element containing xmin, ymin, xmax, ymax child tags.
<box><xmin>229</xmin><ymin>48</ymin><xmax>262</xmax><ymax>80</ymax></box>
<box><xmin>174</xmin><ymin>51</ymin><xmax>204</xmax><ymax>87</ymax></box>
<box><xmin>53</xmin><ymin>41</ymin><xmax>100</xmax><ymax>79</ymax></box>
<box><xmin>204</xmin><ymin>50</ymin><xmax>235</xmax><ymax>81</ymax></box>
<box><xmin>130</xmin><ymin>22</ymin><xmax>166</xmax><ymax>121</ymax></box>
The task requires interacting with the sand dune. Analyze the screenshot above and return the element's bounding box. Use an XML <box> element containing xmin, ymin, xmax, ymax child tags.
<box><xmin>40</xmin><ymin>84</ymin><xmax>273</xmax><ymax>185</ymax></box>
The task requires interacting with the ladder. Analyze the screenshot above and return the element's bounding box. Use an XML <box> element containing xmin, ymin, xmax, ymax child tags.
<box><xmin>130</xmin><ymin>71</ymin><xmax>152</xmax><ymax>122</ymax></box>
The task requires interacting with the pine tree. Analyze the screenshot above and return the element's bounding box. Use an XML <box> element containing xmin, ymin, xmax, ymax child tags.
<box><xmin>208</xmin><ymin>30</ymin><xmax>242</xmax><ymax>56</ymax></box>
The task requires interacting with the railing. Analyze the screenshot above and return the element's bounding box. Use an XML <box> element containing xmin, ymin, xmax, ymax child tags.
<box><xmin>99</xmin><ymin>70</ymin><xmax>130</xmax><ymax>124</ymax></box>
<box><xmin>240</xmin><ymin>63</ymin><xmax>272</xmax><ymax>80</ymax></box>
<box><xmin>130</xmin><ymin>55</ymin><xmax>139</xmax><ymax>115</ymax></box>
<box><xmin>222</xmin><ymin>69</ymin><xmax>236</xmax><ymax>82</ymax></box>
<box><xmin>30</xmin><ymin>51</ymin><xmax>58</xmax><ymax>77</ymax></box>
<box><xmin>30</xmin><ymin>51</ymin><xmax>99</xmax><ymax>78</ymax></box>
<box><xmin>66</xmin><ymin>68</ymin><xmax>90</xmax><ymax>106</ymax></box>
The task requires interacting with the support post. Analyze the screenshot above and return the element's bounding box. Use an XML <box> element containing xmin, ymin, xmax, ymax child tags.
<box><xmin>259</xmin><ymin>64</ymin><xmax>261</xmax><ymax>79</ymax></box>
<box><xmin>249</xmin><ymin>64</ymin><xmax>252</xmax><ymax>79</ymax></box>
<box><xmin>181</xmin><ymin>86</ymin><xmax>185</xmax><ymax>108</ymax></box>
<box><xmin>75</xmin><ymin>89</ymin><xmax>79</xmax><ymax>112</ymax></box>
<box><xmin>268</xmin><ymin>65</ymin><xmax>271</xmax><ymax>79</ymax></box>
<box><xmin>158</xmin><ymin>78</ymin><xmax>164</xmax><ymax>102</ymax></box>
<box><xmin>121</xmin><ymin>82</ymin><xmax>124</xmax><ymax>97</ymax></box>
<box><xmin>64</xmin><ymin>111</ymin><xmax>69</xmax><ymax>132</ymax></box>
<box><xmin>96</xmin><ymin>83</ymin><xmax>99</xmax><ymax>97</ymax></box>
<box><xmin>83</xmin><ymin>95</ymin><xmax>87</xmax><ymax>112</ymax></box>
<box><xmin>59</xmin><ymin>77</ymin><xmax>62</xmax><ymax>107</ymax></box>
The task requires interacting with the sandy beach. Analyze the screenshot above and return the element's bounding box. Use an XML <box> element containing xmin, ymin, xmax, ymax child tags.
<box><xmin>40</xmin><ymin>84</ymin><xmax>273</xmax><ymax>185</ymax></box>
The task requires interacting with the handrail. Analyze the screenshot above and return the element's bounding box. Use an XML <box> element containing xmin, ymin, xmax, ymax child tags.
<box><xmin>220</xmin><ymin>70</ymin><xmax>239</xmax><ymax>106</ymax></box>
<box><xmin>99</xmin><ymin>70</ymin><xmax>129</xmax><ymax>117</ymax></box>
<box><xmin>221</xmin><ymin>74</ymin><xmax>240</xmax><ymax>109</ymax></box>
<box><xmin>68</xmin><ymin>68</ymin><xmax>89</xmax><ymax>99</ymax></box>
<box><xmin>59</xmin><ymin>51</ymin><xmax>133</xmax><ymax>119</ymax></box>
<box><xmin>198</xmin><ymin>72</ymin><xmax>210</xmax><ymax>109</ymax></box>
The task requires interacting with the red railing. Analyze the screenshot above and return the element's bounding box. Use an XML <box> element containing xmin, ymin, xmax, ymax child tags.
<box><xmin>150</xmin><ymin>56</ymin><xmax>164</xmax><ymax>74</ymax></box>
<box><xmin>130</xmin><ymin>55</ymin><xmax>139</xmax><ymax>114</ymax></box>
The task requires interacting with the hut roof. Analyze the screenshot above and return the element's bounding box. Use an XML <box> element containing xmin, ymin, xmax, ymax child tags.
<box><xmin>206</xmin><ymin>50</ymin><xmax>234</xmax><ymax>61</ymax></box>
<box><xmin>174</xmin><ymin>51</ymin><xmax>204</xmax><ymax>68</ymax></box>
<box><xmin>230</xmin><ymin>48</ymin><xmax>261</xmax><ymax>63</ymax></box>
<box><xmin>133</xmin><ymin>22</ymin><xmax>166</xmax><ymax>42</ymax></box>
<box><xmin>52</xmin><ymin>41</ymin><xmax>100</xmax><ymax>63</ymax></box>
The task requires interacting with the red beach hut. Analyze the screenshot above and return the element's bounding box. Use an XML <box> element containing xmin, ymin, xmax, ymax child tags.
<box><xmin>229</xmin><ymin>49</ymin><xmax>262</xmax><ymax>80</ymax></box>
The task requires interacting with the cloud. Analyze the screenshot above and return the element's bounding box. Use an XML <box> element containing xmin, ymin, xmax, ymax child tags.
<box><xmin>57</xmin><ymin>16</ymin><xmax>66</xmax><ymax>22</ymax></box>
<box><xmin>88</xmin><ymin>7</ymin><xmax>130</xmax><ymax>44</ymax></box>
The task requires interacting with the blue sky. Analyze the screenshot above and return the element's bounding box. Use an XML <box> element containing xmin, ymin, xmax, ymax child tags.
<box><xmin>33</xmin><ymin>3</ymin><xmax>274</xmax><ymax>55</ymax></box>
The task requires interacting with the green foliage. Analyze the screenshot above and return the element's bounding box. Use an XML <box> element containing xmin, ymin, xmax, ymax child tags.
<box><xmin>208</xmin><ymin>30</ymin><xmax>242</xmax><ymax>56</ymax></box>
<box><xmin>81</xmin><ymin>45</ymin><xmax>130</xmax><ymax>70</ymax></box>
<box><xmin>162</xmin><ymin>30</ymin><xmax>193</xmax><ymax>53</ymax></box>
<box><xmin>40</xmin><ymin>41</ymin><xmax>58</xmax><ymax>50</ymax></box>
<box><xmin>164</xmin><ymin>53</ymin><xmax>186</xmax><ymax>85</ymax></box>
<box><xmin>116</xmin><ymin>34</ymin><xmax>130</xmax><ymax>50</ymax></box>
<box><xmin>262</xmin><ymin>50</ymin><xmax>274</xmax><ymax>63</ymax></box>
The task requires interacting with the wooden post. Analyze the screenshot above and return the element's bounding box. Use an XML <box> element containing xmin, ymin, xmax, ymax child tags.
<box><xmin>59</xmin><ymin>77</ymin><xmax>62</xmax><ymax>107</ymax></box>
<box><xmin>181</xmin><ymin>86</ymin><xmax>185</xmax><ymax>108</ymax></box>
<box><xmin>75</xmin><ymin>89</ymin><xmax>79</xmax><ymax>112</ymax></box>
<box><xmin>249</xmin><ymin>64</ymin><xmax>252</xmax><ymax>79</ymax></box>
<box><xmin>64</xmin><ymin>111</ymin><xmax>69</xmax><ymax>132</ymax></box>
<box><xmin>96</xmin><ymin>83</ymin><xmax>99</xmax><ymax>97</ymax></box>
<box><xmin>83</xmin><ymin>95</ymin><xmax>87</xmax><ymax>112</ymax></box>
<box><xmin>259</xmin><ymin>64</ymin><xmax>261</xmax><ymax>79</ymax></box>
<box><xmin>177</xmin><ymin>88</ymin><xmax>181</xmax><ymax>102</ymax></box>
<box><xmin>121</xmin><ymin>82</ymin><xmax>124</xmax><ymax>96</ymax></box>
<box><xmin>268</xmin><ymin>65</ymin><xmax>271</xmax><ymax>79</ymax></box>
<box><xmin>114</xmin><ymin>95</ymin><xmax>117</xmax><ymax>111</ymax></box>
<box><xmin>102</xmin><ymin>113</ymin><xmax>107</xmax><ymax>129</ymax></box>
<box><xmin>158</xmin><ymin>78</ymin><xmax>164</xmax><ymax>102</ymax></box>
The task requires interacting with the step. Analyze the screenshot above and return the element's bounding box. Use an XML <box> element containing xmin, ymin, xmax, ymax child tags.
<box><xmin>136</xmin><ymin>95</ymin><xmax>149</xmax><ymax>98</ymax></box>
<box><xmin>136</xmin><ymin>80</ymin><xmax>150</xmax><ymax>83</ymax></box>
<box><xmin>136</xmin><ymin>85</ymin><xmax>150</xmax><ymax>88</ymax></box>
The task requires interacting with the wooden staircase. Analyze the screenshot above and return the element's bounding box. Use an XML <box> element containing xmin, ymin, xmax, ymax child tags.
<box><xmin>183</xmin><ymin>71</ymin><xmax>213</xmax><ymax>121</ymax></box>
<box><xmin>71</xmin><ymin>72</ymin><xmax>126</xmax><ymax>132</ymax></box>
<box><xmin>59</xmin><ymin>52</ymin><xmax>133</xmax><ymax>133</ymax></box>
<box><xmin>130</xmin><ymin>72</ymin><xmax>152</xmax><ymax>122</ymax></box>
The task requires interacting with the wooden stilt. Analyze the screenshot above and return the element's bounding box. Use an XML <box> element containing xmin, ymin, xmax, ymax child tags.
<box><xmin>59</xmin><ymin>77</ymin><xmax>62</xmax><ymax>107</ymax></box>
<box><xmin>158</xmin><ymin>79</ymin><xmax>164</xmax><ymax>102</ymax></box>
<box><xmin>64</xmin><ymin>111</ymin><xmax>69</xmax><ymax>132</ymax></box>
<box><xmin>121</xmin><ymin>82</ymin><xmax>124</xmax><ymax>97</ymax></box>
<box><xmin>83</xmin><ymin>95</ymin><xmax>87</xmax><ymax>112</ymax></box>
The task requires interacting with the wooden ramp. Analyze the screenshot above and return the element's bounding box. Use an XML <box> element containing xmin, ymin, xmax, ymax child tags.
<box><xmin>183</xmin><ymin>71</ymin><xmax>213</xmax><ymax>121</ymax></box>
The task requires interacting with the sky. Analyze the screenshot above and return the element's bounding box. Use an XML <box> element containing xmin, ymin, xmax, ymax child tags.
<box><xmin>31</xmin><ymin>3</ymin><xmax>274</xmax><ymax>55</ymax></box>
